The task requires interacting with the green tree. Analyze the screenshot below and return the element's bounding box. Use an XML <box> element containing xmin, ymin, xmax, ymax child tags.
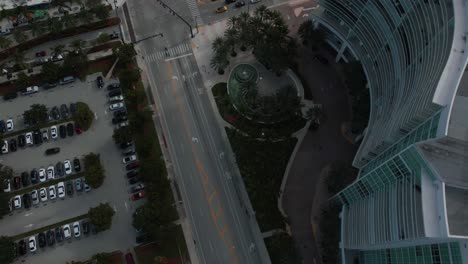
<box><xmin>298</xmin><ymin>20</ymin><xmax>326</xmax><ymax>50</ymax></box>
<box><xmin>0</xmin><ymin>164</ymin><xmax>14</xmax><ymax>181</ymax></box>
<box><xmin>73</xmin><ymin>102</ymin><xmax>94</xmax><ymax>130</ymax></box>
<box><xmin>15</xmin><ymin>71</ymin><xmax>30</xmax><ymax>88</ymax></box>
<box><xmin>132</xmin><ymin>202</ymin><xmax>176</xmax><ymax>240</ymax></box>
<box><xmin>30</xmin><ymin>22</ymin><xmax>45</xmax><ymax>37</ymax></box>
<box><xmin>13</xmin><ymin>51</ymin><xmax>25</xmax><ymax>69</ymax></box>
<box><xmin>77</xmin><ymin>8</ymin><xmax>94</xmax><ymax>24</ymax></box>
<box><xmin>0</xmin><ymin>192</ymin><xmax>11</xmax><ymax>219</ymax></box>
<box><xmin>112</xmin><ymin>126</ymin><xmax>132</xmax><ymax>145</ymax></box>
<box><xmin>96</xmin><ymin>32</ymin><xmax>110</xmax><ymax>44</ymax></box>
<box><xmin>118</xmin><ymin>68</ymin><xmax>140</xmax><ymax>90</ymax></box>
<box><xmin>52</xmin><ymin>44</ymin><xmax>65</xmax><ymax>56</ymax></box>
<box><xmin>0</xmin><ymin>236</ymin><xmax>15</xmax><ymax>263</ymax></box>
<box><xmin>112</xmin><ymin>43</ymin><xmax>136</xmax><ymax>66</ymax></box>
<box><xmin>88</xmin><ymin>203</ymin><xmax>115</xmax><ymax>232</ymax></box>
<box><xmin>23</xmin><ymin>104</ymin><xmax>48</xmax><ymax>125</ymax></box>
<box><xmin>210</xmin><ymin>37</ymin><xmax>229</xmax><ymax>75</ymax></box>
<box><xmin>70</xmin><ymin>39</ymin><xmax>86</xmax><ymax>53</ymax></box>
<box><xmin>85</xmin><ymin>0</ymin><xmax>100</xmax><ymax>8</ymax></box>
<box><xmin>12</xmin><ymin>29</ymin><xmax>27</xmax><ymax>43</ymax></box>
<box><xmin>41</xmin><ymin>62</ymin><xmax>61</xmax><ymax>83</ymax></box>
<box><xmin>92</xmin><ymin>4</ymin><xmax>110</xmax><ymax>20</ymax></box>
<box><xmin>83</xmin><ymin>153</ymin><xmax>105</xmax><ymax>188</ymax></box>
<box><xmin>48</xmin><ymin>17</ymin><xmax>63</xmax><ymax>34</ymax></box>
<box><xmin>61</xmin><ymin>52</ymin><xmax>88</xmax><ymax>75</ymax></box>
<box><xmin>62</xmin><ymin>13</ymin><xmax>76</xmax><ymax>28</ymax></box>
<box><xmin>0</xmin><ymin>36</ymin><xmax>12</xmax><ymax>49</ymax></box>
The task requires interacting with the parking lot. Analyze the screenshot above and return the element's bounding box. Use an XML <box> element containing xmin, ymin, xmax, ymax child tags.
<box><xmin>0</xmin><ymin>74</ymin><xmax>145</xmax><ymax>263</ymax></box>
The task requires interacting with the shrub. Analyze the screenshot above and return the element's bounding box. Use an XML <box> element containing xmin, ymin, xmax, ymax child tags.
<box><xmin>83</xmin><ymin>153</ymin><xmax>105</xmax><ymax>188</ymax></box>
<box><xmin>73</xmin><ymin>102</ymin><xmax>94</xmax><ymax>131</ymax></box>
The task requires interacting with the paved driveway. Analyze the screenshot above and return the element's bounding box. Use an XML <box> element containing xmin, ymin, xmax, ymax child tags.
<box><xmin>0</xmin><ymin>75</ymin><xmax>143</xmax><ymax>263</ymax></box>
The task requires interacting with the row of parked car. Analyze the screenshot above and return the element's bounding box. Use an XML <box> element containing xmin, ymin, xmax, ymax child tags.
<box><xmin>17</xmin><ymin>220</ymin><xmax>95</xmax><ymax>256</ymax></box>
<box><xmin>2</xmin><ymin>76</ymin><xmax>77</xmax><ymax>101</ymax></box>
<box><xmin>11</xmin><ymin>177</ymin><xmax>89</xmax><ymax>210</ymax></box>
<box><xmin>4</xmin><ymin>158</ymin><xmax>81</xmax><ymax>192</ymax></box>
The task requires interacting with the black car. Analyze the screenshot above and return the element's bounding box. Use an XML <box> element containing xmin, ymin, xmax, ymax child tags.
<box><xmin>225</xmin><ymin>0</ymin><xmax>236</xmax><ymax>3</ymax></box>
<box><xmin>96</xmin><ymin>76</ymin><xmax>104</xmax><ymax>88</ymax></box>
<box><xmin>9</xmin><ymin>139</ymin><xmax>17</xmax><ymax>152</ymax></box>
<box><xmin>45</xmin><ymin>147</ymin><xmax>60</xmax><ymax>155</ymax></box>
<box><xmin>107</xmin><ymin>83</ymin><xmax>120</xmax><ymax>91</ymax></box>
<box><xmin>66</xmin><ymin>123</ymin><xmax>74</xmax><ymax>136</ymax></box>
<box><xmin>66</xmin><ymin>181</ymin><xmax>74</xmax><ymax>196</ymax></box>
<box><xmin>3</xmin><ymin>91</ymin><xmax>17</xmax><ymax>101</ymax></box>
<box><xmin>43</xmin><ymin>81</ymin><xmax>58</xmax><ymax>89</ymax></box>
<box><xmin>38</xmin><ymin>232</ymin><xmax>46</xmax><ymax>248</ymax></box>
<box><xmin>128</xmin><ymin>177</ymin><xmax>139</xmax><ymax>185</ymax></box>
<box><xmin>108</xmin><ymin>90</ymin><xmax>122</xmax><ymax>97</ymax></box>
<box><xmin>112</xmin><ymin>115</ymin><xmax>128</xmax><ymax>124</ymax></box>
<box><xmin>235</xmin><ymin>0</ymin><xmax>246</xmax><ymax>7</ymax></box>
<box><xmin>33</xmin><ymin>130</ymin><xmax>42</xmax><ymax>145</ymax></box>
<box><xmin>18</xmin><ymin>134</ymin><xmax>25</xmax><ymax>147</ymax></box>
<box><xmin>113</xmin><ymin>110</ymin><xmax>127</xmax><ymax>118</ymax></box>
<box><xmin>0</xmin><ymin>120</ymin><xmax>5</xmax><ymax>133</ymax></box>
<box><xmin>46</xmin><ymin>230</ymin><xmax>55</xmax><ymax>246</ymax></box>
<box><xmin>73</xmin><ymin>158</ymin><xmax>81</xmax><ymax>172</ymax></box>
<box><xmin>69</xmin><ymin>103</ymin><xmax>77</xmax><ymax>116</ymax></box>
<box><xmin>109</xmin><ymin>32</ymin><xmax>119</xmax><ymax>39</ymax></box>
<box><xmin>18</xmin><ymin>240</ymin><xmax>26</xmax><ymax>255</ymax></box>
<box><xmin>30</xmin><ymin>169</ymin><xmax>38</xmax><ymax>184</ymax></box>
<box><xmin>59</xmin><ymin>125</ymin><xmax>66</xmax><ymax>138</ymax></box>
<box><xmin>60</xmin><ymin>104</ymin><xmax>69</xmax><ymax>118</ymax></box>
<box><xmin>52</xmin><ymin>106</ymin><xmax>61</xmax><ymax>120</ymax></box>
<box><xmin>55</xmin><ymin>227</ymin><xmax>64</xmax><ymax>243</ymax></box>
<box><xmin>136</xmin><ymin>233</ymin><xmax>151</xmax><ymax>244</ymax></box>
<box><xmin>122</xmin><ymin>148</ymin><xmax>135</xmax><ymax>156</ymax></box>
<box><xmin>126</xmin><ymin>170</ymin><xmax>138</xmax><ymax>178</ymax></box>
<box><xmin>56</xmin><ymin>162</ymin><xmax>64</xmax><ymax>177</ymax></box>
<box><xmin>120</xmin><ymin>141</ymin><xmax>133</xmax><ymax>149</ymax></box>
<box><xmin>21</xmin><ymin>172</ymin><xmax>29</xmax><ymax>187</ymax></box>
<box><xmin>22</xmin><ymin>193</ymin><xmax>31</xmax><ymax>209</ymax></box>
<box><xmin>82</xmin><ymin>221</ymin><xmax>90</xmax><ymax>235</ymax></box>
<box><xmin>90</xmin><ymin>224</ymin><xmax>97</xmax><ymax>235</ymax></box>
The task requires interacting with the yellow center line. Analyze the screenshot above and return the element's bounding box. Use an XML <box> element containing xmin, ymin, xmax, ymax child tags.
<box><xmin>164</xmin><ymin>62</ymin><xmax>240</xmax><ymax>264</ymax></box>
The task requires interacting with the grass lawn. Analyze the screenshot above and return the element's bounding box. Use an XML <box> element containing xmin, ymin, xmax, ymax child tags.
<box><xmin>225</xmin><ymin>128</ymin><xmax>297</xmax><ymax>231</ymax></box>
<box><xmin>212</xmin><ymin>83</ymin><xmax>306</xmax><ymax>139</ymax></box>
<box><xmin>265</xmin><ymin>233</ymin><xmax>302</xmax><ymax>264</ymax></box>
<box><xmin>134</xmin><ymin>225</ymin><xmax>188</xmax><ymax>264</ymax></box>
<box><xmin>84</xmin><ymin>56</ymin><xmax>116</xmax><ymax>77</ymax></box>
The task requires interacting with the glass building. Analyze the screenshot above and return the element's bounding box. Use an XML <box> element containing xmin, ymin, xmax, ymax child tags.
<box><xmin>309</xmin><ymin>0</ymin><xmax>468</xmax><ymax>263</ymax></box>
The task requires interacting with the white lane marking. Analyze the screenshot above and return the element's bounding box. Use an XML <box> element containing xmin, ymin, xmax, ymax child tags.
<box><xmin>24</xmin><ymin>224</ymin><xmax>34</xmax><ymax>228</ymax></box>
<box><xmin>191</xmin><ymin>137</ymin><xmax>199</xmax><ymax>143</ymax></box>
<box><xmin>172</xmin><ymin>75</ymin><xmax>179</xmax><ymax>81</ymax></box>
<box><xmin>164</xmin><ymin>53</ymin><xmax>193</xmax><ymax>62</ymax></box>
<box><xmin>94</xmin><ymin>112</ymin><xmax>98</xmax><ymax>120</ymax></box>
<box><xmin>104</xmin><ymin>110</ymin><xmax>108</xmax><ymax>115</ymax></box>
<box><xmin>24</xmin><ymin>212</ymin><xmax>33</xmax><ymax>217</ymax></box>
<box><xmin>124</xmin><ymin>202</ymin><xmax>129</xmax><ymax>211</ymax></box>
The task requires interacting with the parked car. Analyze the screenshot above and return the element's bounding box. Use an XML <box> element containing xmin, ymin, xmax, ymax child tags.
<box><xmin>216</xmin><ymin>6</ymin><xmax>228</xmax><ymax>13</ymax></box>
<box><xmin>28</xmin><ymin>236</ymin><xmax>37</xmax><ymax>252</ymax></box>
<box><xmin>43</xmin><ymin>81</ymin><xmax>58</xmax><ymax>89</ymax></box>
<box><xmin>84</xmin><ymin>182</ymin><xmax>91</xmax><ymax>192</ymax></box>
<box><xmin>59</xmin><ymin>76</ymin><xmax>75</xmax><ymax>85</ymax></box>
<box><xmin>56</xmin><ymin>162</ymin><xmax>64</xmax><ymax>177</ymax></box>
<box><xmin>21</xmin><ymin>172</ymin><xmax>29</xmax><ymax>187</ymax></box>
<box><xmin>112</xmin><ymin>115</ymin><xmax>128</xmax><ymax>125</ymax></box>
<box><xmin>30</xmin><ymin>169</ymin><xmax>38</xmax><ymax>184</ymax></box>
<box><xmin>38</xmin><ymin>232</ymin><xmax>46</xmax><ymax>248</ymax></box>
<box><xmin>18</xmin><ymin>239</ymin><xmax>26</xmax><ymax>255</ymax></box>
<box><xmin>3</xmin><ymin>91</ymin><xmax>17</xmax><ymax>101</ymax></box>
<box><xmin>69</xmin><ymin>103</ymin><xmax>77</xmax><ymax>116</ymax></box>
<box><xmin>123</xmin><ymin>155</ymin><xmax>137</xmax><ymax>164</ymax></box>
<box><xmin>73</xmin><ymin>222</ymin><xmax>81</xmax><ymax>238</ymax></box>
<box><xmin>107</xmin><ymin>83</ymin><xmax>120</xmax><ymax>91</ymax></box>
<box><xmin>109</xmin><ymin>102</ymin><xmax>124</xmax><ymax>111</ymax></box>
<box><xmin>39</xmin><ymin>168</ymin><xmax>46</xmax><ymax>182</ymax></box>
<box><xmin>47</xmin><ymin>166</ymin><xmax>55</xmax><ymax>180</ymax></box>
<box><xmin>50</xmin><ymin>125</ymin><xmax>58</xmax><ymax>139</ymax></box>
<box><xmin>127</xmin><ymin>170</ymin><xmax>138</xmax><ymax>179</ymax></box>
<box><xmin>42</xmin><ymin>129</ymin><xmax>49</xmax><ymax>141</ymax></box>
<box><xmin>57</xmin><ymin>182</ymin><xmax>65</xmax><ymax>198</ymax></box>
<box><xmin>66</xmin><ymin>123</ymin><xmax>74</xmax><ymax>136</ymax></box>
<box><xmin>131</xmin><ymin>183</ymin><xmax>145</xmax><ymax>193</ymax></box>
<box><xmin>235</xmin><ymin>0</ymin><xmax>246</xmax><ymax>7</ymax></box>
<box><xmin>131</xmin><ymin>190</ymin><xmax>145</xmax><ymax>201</ymax></box>
<box><xmin>45</xmin><ymin>147</ymin><xmax>60</xmax><ymax>155</ymax></box>
<box><xmin>46</xmin><ymin>230</ymin><xmax>55</xmax><ymax>246</ymax></box>
<box><xmin>113</xmin><ymin>109</ymin><xmax>127</xmax><ymax>118</ymax></box>
<box><xmin>48</xmin><ymin>185</ymin><xmax>56</xmax><ymax>200</ymax></box>
<box><xmin>18</xmin><ymin>134</ymin><xmax>25</xmax><ymax>147</ymax></box>
<box><xmin>108</xmin><ymin>90</ymin><xmax>122</xmax><ymax>97</ymax></box>
<box><xmin>25</xmin><ymin>132</ymin><xmax>33</xmax><ymax>145</ymax></box>
<box><xmin>120</xmin><ymin>141</ymin><xmax>133</xmax><ymax>149</ymax></box>
<box><xmin>35</xmin><ymin>51</ymin><xmax>47</xmax><ymax>57</ymax></box>
<box><xmin>122</xmin><ymin>148</ymin><xmax>135</xmax><ymax>156</ymax></box>
<box><xmin>31</xmin><ymin>190</ymin><xmax>39</xmax><ymax>205</ymax></box>
<box><xmin>63</xmin><ymin>160</ymin><xmax>72</xmax><ymax>175</ymax></box>
<box><xmin>13</xmin><ymin>176</ymin><xmax>21</xmax><ymax>190</ymax></box>
<box><xmin>51</xmin><ymin>106</ymin><xmax>60</xmax><ymax>120</ymax></box>
<box><xmin>109</xmin><ymin>32</ymin><xmax>119</xmax><ymax>39</ymax></box>
<box><xmin>13</xmin><ymin>195</ymin><xmax>21</xmax><ymax>209</ymax></box>
<box><xmin>39</xmin><ymin>187</ymin><xmax>47</xmax><ymax>202</ymax></box>
<box><xmin>73</xmin><ymin>158</ymin><xmax>81</xmax><ymax>172</ymax></box>
<box><xmin>22</xmin><ymin>193</ymin><xmax>31</xmax><ymax>209</ymax></box>
<box><xmin>126</xmin><ymin>161</ymin><xmax>140</xmax><ymax>171</ymax></box>
<box><xmin>75</xmin><ymin>123</ymin><xmax>83</xmax><ymax>134</ymax></box>
<box><xmin>3</xmin><ymin>179</ymin><xmax>10</xmax><ymax>193</ymax></box>
<box><xmin>55</xmin><ymin>227</ymin><xmax>64</xmax><ymax>243</ymax></box>
<box><xmin>128</xmin><ymin>177</ymin><xmax>139</xmax><ymax>185</ymax></box>
<box><xmin>82</xmin><ymin>221</ymin><xmax>90</xmax><ymax>235</ymax></box>
<box><xmin>1</xmin><ymin>140</ymin><xmax>8</xmax><ymax>154</ymax></box>
<box><xmin>6</xmin><ymin>119</ymin><xmax>13</xmax><ymax>131</ymax></box>
<box><xmin>0</xmin><ymin>120</ymin><xmax>4</xmax><ymax>133</ymax></box>
<box><xmin>66</xmin><ymin>181</ymin><xmax>74</xmax><ymax>196</ymax></box>
<box><xmin>75</xmin><ymin>178</ymin><xmax>83</xmax><ymax>192</ymax></box>
<box><xmin>63</xmin><ymin>224</ymin><xmax>71</xmax><ymax>239</ymax></box>
<box><xmin>9</xmin><ymin>139</ymin><xmax>17</xmax><ymax>152</ymax></box>
<box><xmin>33</xmin><ymin>130</ymin><xmax>42</xmax><ymax>145</ymax></box>
<box><xmin>96</xmin><ymin>76</ymin><xmax>104</xmax><ymax>88</ymax></box>
<box><xmin>117</xmin><ymin>121</ymin><xmax>129</xmax><ymax>129</ymax></box>
<box><xmin>60</xmin><ymin>104</ymin><xmax>69</xmax><ymax>118</ymax></box>
<box><xmin>109</xmin><ymin>95</ymin><xmax>124</xmax><ymax>103</ymax></box>
<box><xmin>21</xmin><ymin>86</ymin><xmax>39</xmax><ymax>96</ymax></box>
<box><xmin>59</xmin><ymin>125</ymin><xmax>66</xmax><ymax>138</ymax></box>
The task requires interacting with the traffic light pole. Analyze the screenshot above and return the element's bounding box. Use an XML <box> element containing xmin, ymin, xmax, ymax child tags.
<box><xmin>154</xmin><ymin>0</ymin><xmax>194</xmax><ymax>38</ymax></box>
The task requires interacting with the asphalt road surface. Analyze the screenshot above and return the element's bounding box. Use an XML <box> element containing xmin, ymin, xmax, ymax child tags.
<box><xmin>126</xmin><ymin>0</ymin><xmax>270</xmax><ymax>263</ymax></box>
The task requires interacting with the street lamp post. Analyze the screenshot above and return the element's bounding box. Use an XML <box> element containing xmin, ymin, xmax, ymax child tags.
<box><xmin>154</xmin><ymin>0</ymin><xmax>194</xmax><ymax>38</ymax></box>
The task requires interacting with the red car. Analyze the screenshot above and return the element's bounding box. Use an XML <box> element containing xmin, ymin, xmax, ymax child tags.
<box><xmin>35</xmin><ymin>51</ymin><xmax>47</xmax><ymax>57</ymax></box>
<box><xmin>125</xmin><ymin>161</ymin><xmax>140</xmax><ymax>171</ymax></box>
<box><xmin>131</xmin><ymin>191</ymin><xmax>145</xmax><ymax>201</ymax></box>
<box><xmin>75</xmin><ymin>124</ymin><xmax>83</xmax><ymax>135</ymax></box>
<box><xmin>125</xmin><ymin>253</ymin><xmax>135</xmax><ymax>264</ymax></box>
<box><xmin>13</xmin><ymin>176</ymin><xmax>21</xmax><ymax>190</ymax></box>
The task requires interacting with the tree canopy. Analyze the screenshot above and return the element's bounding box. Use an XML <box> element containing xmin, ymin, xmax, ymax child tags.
<box><xmin>73</xmin><ymin>102</ymin><xmax>94</xmax><ymax>131</ymax></box>
<box><xmin>112</xmin><ymin>126</ymin><xmax>132</xmax><ymax>145</ymax></box>
<box><xmin>23</xmin><ymin>104</ymin><xmax>48</xmax><ymax>126</ymax></box>
<box><xmin>41</xmin><ymin>62</ymin><xmax>61</xmax><ymax>83</ymax></box>
<box><xmin>0</xmin><ymin>236</ymin><xmax>15</xmax><ymax>264</ymax></box>
<box><xmin>88</xmin><ymin>203</ymin><xmax>115</xmax><ymax>232</ymax></box>
<box><xmin>113</xmin><ymin>43</ymin><xmax>136</xmax><ymax>66</ymax></box>
<box><xmin>83</xmin><ymin>153</ymin><xmax>105</xmax><ymax>188</ymax></box>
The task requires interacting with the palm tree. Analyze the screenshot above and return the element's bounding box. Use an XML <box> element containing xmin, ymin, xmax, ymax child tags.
<box><xmin>0</xmin><ymin>36</ymin><xmax>12</xmax><ymax>49</ymax></box>
<box><xmin>210</xmin><ymin>37</ymin><xmax>229</xmax><ymax>75</ymax></box>
<box><xmin>12</xmin><ymin>29</ymin><xmax>27</xmax><ymax>43</ymax></box>
<box><xmin>224</xmin><ymin>28</ymin><xmax>238</xmax><ymax>57</ymax></box>
<box><xmin>237</xmin><ymin>12</ymin><xmax>251</xmax><ymax>51</ymax></box>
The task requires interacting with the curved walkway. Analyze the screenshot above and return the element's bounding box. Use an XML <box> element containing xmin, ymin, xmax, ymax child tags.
<box><xmin>281</xmin><ymin>46</ymin><xmax>357</xmax><ymax>264</ymax></box>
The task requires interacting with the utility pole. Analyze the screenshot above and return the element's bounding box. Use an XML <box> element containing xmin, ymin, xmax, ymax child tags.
<box><xmin>154</xmin><ymin>0</ymin><xmax>194</xmax><ymax>38</ymax></box>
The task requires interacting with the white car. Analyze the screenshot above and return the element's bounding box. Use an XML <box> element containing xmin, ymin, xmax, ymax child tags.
<box><xmin>6</xmin><ymin>119</ymin><xmax>13</xmax><ymax>131</ymax></box>
<box><xmin>50</xmin><ymin>126</ymin><xmax>58</xmax><ymax>139</ymax></box>
<box><xmin>73</xmin><ymin>221</ymin><xmax>81</xmax><ymax>238</ymax></box>
<box><xmin>1</xmin><ymin>140</ymin><xmax>7</xmax><ymax>154</ymax></box>
<box><xmin>13</xmin><ymin>195</ymin><xmax>21</xmax><ymax>209</ymax></box>
<box><xmin>63</xmin><ymin>224</ymin><xmax>71</xmax><ymax>239</ymax></box>
<box><xmin>116</xmin><ymin>121</ymin><xmax>129</xmax><ymax>129</ymax></box>
<box><xmin>47</xmin><ymin>166</ymin><xmax>54</xmax><ymax>180</ymax></box>
<box><xmin>122</xmin><ymin>155</ymin><xmax>137</xmax><ymax>164</ymax></box>
<box><xmin>38</xmin><ymin>168</ymin><xmax>46</xmax><ymax>182</ymax></box>
<box><xmin>39</xmin><ymin>187</ymin><xmax>47</xmax><ymax>202</ymax></box>
<box><xmin>28</xmin><ymin>236</ymin><xmax>37</xmax><ymax>252</ymax></box>
<box><xmin>3</xmin><ymin>179</ymin><xmax>10</xmax><ymax>192</ymax></box>
<box><xmin>42</xmin><ymin>129</ymin><xmax>49</xmax><ymax>141</ymax></box>
<box><xmin>48</xmin><ymin>185</ymin><xmax>56</xmax><ymax>200</ymax></box>
<box><xmin>64</xmin><ymin>160</ymin><xmax>72</xmax><ymax>175</ymax></box>
<box><xmin>57</xmin><ymin>182</ymin><xmax>65</xmax><ymax>198</ymax></box>
<box><xmin>25</xmin><ymin>132</ymin><xmax>33</xmax><ymax>145</ymax></box>
<box><xmin>109</xmin><ymin>102</ymin><xmax>124</xmax><ymax>111</ymax></box>
<box><xmin>31</xmin><ymin>190</ymin><xmax>39</xmax><ymax>205</ymax></box>
<box><xmin>109</xmin><ymin>95</ymin><xmax>124</xmax><ymax>102</ymax></box>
